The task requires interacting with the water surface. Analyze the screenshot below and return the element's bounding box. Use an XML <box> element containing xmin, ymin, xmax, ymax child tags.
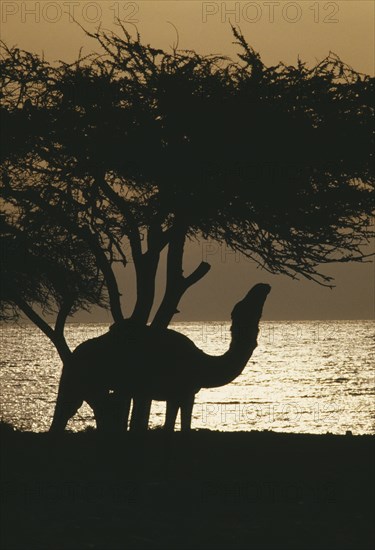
<box><xmin>0</xmin><ymin>321</ymin><xmax>374</xmax><ymax>434</ymax></box>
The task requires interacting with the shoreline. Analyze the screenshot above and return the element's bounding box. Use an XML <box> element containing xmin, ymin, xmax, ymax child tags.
<box><xmin>1</xmin><ymin>428</ymin><xmax>374</xmax><ymax>549</ymax></box>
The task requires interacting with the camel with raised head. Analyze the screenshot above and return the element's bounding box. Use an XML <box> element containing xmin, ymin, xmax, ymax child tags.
<box><xmin>49</xmin><ymin>283</ymin><xmax>271</xmax><ymax>432</ymax></box>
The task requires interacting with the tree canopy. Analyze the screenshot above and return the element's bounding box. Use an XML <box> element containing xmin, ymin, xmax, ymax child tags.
<box><xmin>1</xmin><ymin>25</ymin><xmax>374</xmax><ymax>334</ymax></box>
<box><xmin>0</xmin><ymin>199</ymin><xmax>107</xmax><ymax>360</ymax></box>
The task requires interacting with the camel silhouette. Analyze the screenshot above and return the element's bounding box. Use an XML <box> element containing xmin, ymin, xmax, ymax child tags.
<box><xmin>50</xmin><ymin>283</ymin><xmax>271</xmax><ymax>432</ymax></box>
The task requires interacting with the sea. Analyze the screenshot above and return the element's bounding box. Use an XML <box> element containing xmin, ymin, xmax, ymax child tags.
<box><xmin>0</xmin><ymin>321</ymin><xmax>374</xmax><ymax>435</ymax></box>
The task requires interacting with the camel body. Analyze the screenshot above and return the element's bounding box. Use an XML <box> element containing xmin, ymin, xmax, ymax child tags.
<box><xmin>50</xmin><ymin>283</ymin><xmax>271</xmax><ymax>432</ymax></box>
<box><xmin>52</xmin><ymin>324</ymin><xmax>212</xmax><ymax>431</ymax></box>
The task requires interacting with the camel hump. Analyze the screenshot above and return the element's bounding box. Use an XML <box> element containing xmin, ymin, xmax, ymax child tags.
<box><xmin>73</xmin><ymin>333</ymin><xmax>109</xmax><ymax>357</ymax></box>
<box><xmin>109</xmin><ymin>318</ymin><xmax>140</xmax><ymax>332</ymax></box>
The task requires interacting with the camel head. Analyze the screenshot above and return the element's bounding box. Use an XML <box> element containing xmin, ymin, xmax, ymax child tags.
<box><xmin>230</xmin><ymin>283</ymin><xmax>271</xmax><ymax>343</ymax></box>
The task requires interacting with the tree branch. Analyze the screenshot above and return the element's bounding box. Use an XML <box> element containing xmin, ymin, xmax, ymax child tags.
<box><xmin>9</xmin><ymin>293</ymin><xmax>72</xmax><ymax>362</ymax></box>
<box><xmin>54</xmin><ymin>297</ymin><xmax>74</xmax><ymax>337</ymax></box>
<box><xmin>183</xmin><ymin>261</ymin><xmax>211</xmax><ymax>290</ymax></box>
<box><xmin>152</xmin><ymin>225</ymin><xmax>211</xmax><ymax>328</ymax></box>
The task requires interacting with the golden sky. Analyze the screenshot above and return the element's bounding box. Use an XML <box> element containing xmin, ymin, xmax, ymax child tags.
<box><xmin>2</xmin><ymin>1</ymin><xmax>374</xmax><ymax>74</ymax></box>
<box><xmin>2</xmin><ymin>1</ymin><xmax>374</xmax><ymax>319</ymax></box>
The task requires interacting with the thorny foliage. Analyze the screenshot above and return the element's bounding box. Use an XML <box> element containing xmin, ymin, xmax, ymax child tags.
<box><xmin>0</xmin><ymin>24</ymin><xmax>374</xmax><ymax>324</ymax></box>
<box><xmin>0</xmin><ymin>201</ymin><xmax>107</xmax><ymax>323</ymax></box>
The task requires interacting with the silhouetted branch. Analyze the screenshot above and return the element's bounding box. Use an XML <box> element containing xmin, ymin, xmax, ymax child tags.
<box><xmin>1</xmin><ymin>25</ymin><xmax>374</xmax><ymax>331</ymax></box>
<box><xmin>7</xmin><ymin>290</ymin><xmax>71</xmax><ymax>362</ymax></box>
<box><xmin>54</xmin><ymin>298</ymin><xmax>74</xmax><ymax>337</ymax></box>
<box><xmin>152</xmin><ymin>223</ymin><xmax>211</xmax><ymax>328</ymax></box>
<box><xmin>183</xmin><ymin>261</ymin><xmax>211</xmax><ymax>289</ymax></box>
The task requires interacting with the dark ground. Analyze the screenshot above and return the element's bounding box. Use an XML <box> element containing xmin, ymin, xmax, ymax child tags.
<box><xmin>1</xmin><ymin>426</ymin><xmax>374</xmax><ymax>550</ymax></box>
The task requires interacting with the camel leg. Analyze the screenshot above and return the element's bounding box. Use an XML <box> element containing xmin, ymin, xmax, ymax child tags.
<box><xmin>164</xmin><ymin>400</ymin><xmax>179</xmax><ymax>432</ymax></box>
<box><xmin>109</xmin><ymin>390</ymin><xmax>132</xmax><ymax>430</ymax></box>
<box><xmin>49</xmin><ymin>366</ymin><xmax>83</xmax><ymax>432</ymax></box>
<box><xmin>129</xmin><ymin>397</ymin><xmax>152</xmax><ymax>431</ymax></box>
<box><xmin>50</xmin><ymin>396</ymin><xmax>83</xmax><ymax>432</ymax></box>
<box><xmin>86</xmin><ymin>391</ymin><xmax>117</xmax><ymax>432</ymax></box>
<box><xmin>180</xmin><ymin>393</ymin><xmax>195</xmax><ymax>432</ymax></box>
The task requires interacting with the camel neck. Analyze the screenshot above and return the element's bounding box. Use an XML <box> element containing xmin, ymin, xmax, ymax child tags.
<box><xmin>199</xmin><ymin>336</ymin><xmax>258</xmax><ymax>389</ymax></box>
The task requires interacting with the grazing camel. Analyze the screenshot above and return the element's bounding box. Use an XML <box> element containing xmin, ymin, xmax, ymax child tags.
<box><xmin>50</xmin><ymin>283</ymin><xmax>271</xmax><ymax>432</ymax></box>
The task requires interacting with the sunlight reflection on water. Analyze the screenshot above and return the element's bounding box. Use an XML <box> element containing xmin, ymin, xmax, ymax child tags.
<box><xmin>0</xmin><ymin>321</ymin><xmax>374</xmax><ymax>434</ymax></box>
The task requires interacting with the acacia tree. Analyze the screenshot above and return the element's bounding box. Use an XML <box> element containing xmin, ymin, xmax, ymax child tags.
<box><xmin>1</xmin><ymin>25</ymin><xmax>374</xmax><ymax>428</ymax></box>
<box><xmin>0</xmin><ymin>205</ymin><xmax>107</xmax><ymax>363</ymax></box>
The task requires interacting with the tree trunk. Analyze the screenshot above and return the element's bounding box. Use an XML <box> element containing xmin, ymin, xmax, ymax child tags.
<box><xmin>131</xmin><ymin>251</ymin><xmax>160</xmax><ymax>324</ymax></box>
